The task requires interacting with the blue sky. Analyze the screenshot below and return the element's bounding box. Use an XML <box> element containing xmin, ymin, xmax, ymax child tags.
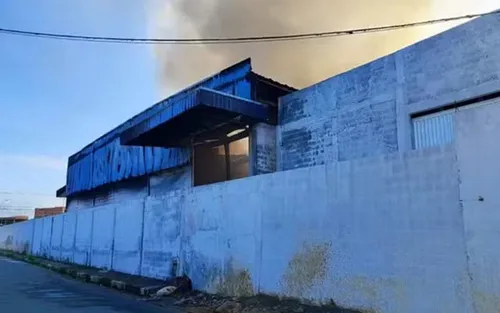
<box><xmin>0</xmin><ymin>0</ymin><xmax>158</xmax><ymax>216</ymax></box>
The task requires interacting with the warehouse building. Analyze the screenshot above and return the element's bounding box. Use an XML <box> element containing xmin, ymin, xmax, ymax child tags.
<box><xmin>4</xmin><ymin>11</ymin><xmax>498</xmax><ymax>313</ymax></box>
<box><xmin>58</xmin><ymin>61</ymin><xmax>295</xmax><ymax>210</ymax></box>
<box><xmin>58</xmin><ymin>12</ymin><xmax>500</xmax><ymax>211</ymax></box>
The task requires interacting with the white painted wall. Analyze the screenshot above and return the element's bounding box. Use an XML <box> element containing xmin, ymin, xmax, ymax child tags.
<box><xmin>1</xmin><ymin>123</ymin><xmax>500</xmax><ymax>312</ymax></box>
<box><xmin>31</xmin><ymin>218</ymin><xmax>43</xmax><ymax>255</ymax></box>
<box><xmin>74</xmin><ymin>209</ymin><xmax>93</xmax><ymax>265</ymax></box>
<box><xmin>181</xmin><ymin>181</ymin><xmax>262</xmax><ymax>295</ymax></box>
<box><xmin>91</xmin><ymin>205</ymin><xmax>115</xmax><ymax>269</ymax></box>
<box><xmin>40</xmin><ymin>217</ymin><xmax>52</xmax><ymax>257</ymax></box>
<box><xmin>112</xmin><ymin>200</ymin><xmax>144</xmax><ymax>275</ymax></box>
<box><xmin>455</xmin><ymin>98</ymin><xmax>500</xmax><ymax>313</ymax></box>
<box><xmin>0</xmin><ymin>145</ymin><xmax>472</xmax><ymax>313</ymax></box>
<box><xmin>50</xmin><ymin>215</ymin><xmax>64</xmax><ymax>259</ymax></box>
<box><xmin>262</xmin><ymin>148</ymin><xmax>471</xmax><ymax>313</ymax></box>
<box><xmin>141</xmin><ymin>196</ymin><xmax>182</xmax><ymax>279</ymax></box>
<box><xmin>61</xmin><ymin>213</ymin><xmax>77</xmax><ymax>262</ymax></box>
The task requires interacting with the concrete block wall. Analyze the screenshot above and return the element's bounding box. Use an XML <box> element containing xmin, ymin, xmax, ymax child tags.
<box><xmin>112</xmin><ymin>200</ymin><xmax>144</xmax><ymax>275</ymax></box>
<box><xmin>2</xmin><ymin>125</ymin><xmax>500</xmax><ymax>312</ymax></box>
<box><xmin>50</xmin><ymin>215</ymin><xmax>64</xmax><ymax>259</ymax></box>
<box><xmin>61</xmin><ymin>213</ymin><xmax>77</xmax><ymax>262</ymax></box>
<box><xmin>90</xmin><ymin>205</ymin><xmax>115</xmax><ymax>269</ymax></box>
<box><xmin>1</xmin><ymin>145</ymin><xmax>470</xmax><ymax>313</ymax></box>
<box><xmin>0</xmin><ymin>220</ymin><xmax>35</xmax><ymax>253</ymax></box>
<box><xmin>251</xmin><ymin>123</ymin><xmax>277</xmax><ymax>175</ymax></box>
<box><xmin>261</xmin><ymin>146</ymin><xmax>471</xmax><ymax>313</ymax></box>
<box><xmin>31</xmin><ymin>218</ymin><xmax>43</xmax><ymax>255</ymax></box>
<box><xmin>278</xmin><ymin>13</ymin><xmax>500</xmax><ymax>170</ymax></box>
<box><xmin>279</xmin><ymin>57</ymin><xmax>398</xmax><ymax>170</ymax></box>
<box><xmin>179</xmin><ymin>146</ymin><xmax>472</xmax><ymax>313</ymax></box>
<box><xmin>149</xmin><ymin>166</ymin><xmax>192</xmax><ymax>197</ymax></box>
<box><xmin>141</xmin><ymin>195</ymin><xmax>182</xmax><ymax>279</ymax></box>
<box><xmin>455</xmin><ymin>98</ymin><xmax>500</xmax><ymax>313</ymax></box>
<box><xmin>74</xmin><ymin>209</ymin><xmax>93</xmax><ymax>265</ymax></box>
<box><xmin>13</xmin><ymin>221</ymin><xmax>33</xmax><ymax>253</ymax></box>
<box><xmin>181</xmin><ymin>180</ymin><xmax>262</xmax><ymax>295</ymax></box>
<box><xmin>40</xmin><ymin>217</ymin><xmax>52</xmax><ymax>257</ymax></box>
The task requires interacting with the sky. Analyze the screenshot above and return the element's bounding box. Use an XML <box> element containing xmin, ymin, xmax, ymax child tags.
<box><xmin>153</xmin><ymin>0</ymin><xmax>500</xmax><ymax>92</ymax></box>
<box><xmin>0</xmin><ymin>0</ymin><xmax>157</xmax><ymax>217</ymax></box>
<box><xmin>0</xmin><ymin>0</ymin><xmax>498</xmax><ymax>217</ymax></box>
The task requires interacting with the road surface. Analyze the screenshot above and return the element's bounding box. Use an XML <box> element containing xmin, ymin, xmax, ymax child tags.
<box><xmin>0</xmin><ymin>256</ymin><xmax>178</xmax><ymax>313</ymax></box>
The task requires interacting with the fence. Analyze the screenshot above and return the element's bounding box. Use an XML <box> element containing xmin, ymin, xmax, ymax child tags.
<box><xmin>0</xmin><ymin>144</ymin><xmax>494</xmax><ymax>313</ymax></box>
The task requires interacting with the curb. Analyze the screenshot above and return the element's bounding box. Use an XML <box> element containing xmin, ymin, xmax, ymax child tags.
<box><xmin>0</xmin><ymin>250</ymin><xmax>163</xmax><ymax>298</ymax></box>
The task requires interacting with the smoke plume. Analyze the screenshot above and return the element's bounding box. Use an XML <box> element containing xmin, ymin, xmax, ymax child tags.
<box><xmin>151</xmin><ymin>0</ymin><xmax>435</xmax><ymax>94</ymax></box>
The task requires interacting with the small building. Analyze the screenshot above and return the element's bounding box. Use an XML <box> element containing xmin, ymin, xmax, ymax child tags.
<box><xmin>34</xmin><ymin>206</ymin><xmax>65</xmax><ymax>219</ymax></box>
<box><xmin>0</xmin><ymin>216</ymin><xmax>28</xmax><ymax>226</ymax></box>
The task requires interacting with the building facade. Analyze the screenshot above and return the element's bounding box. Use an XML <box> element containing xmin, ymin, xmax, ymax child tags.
<box><xmin>59</xmin><ymin>59</ymin><xmax>295</xmax><ymax>210</ymax></box>
<box><xmin>22</xmin><ymin>12</ymin><xmax>498</xmax><ymax>313</ymax></box>
<box><xmin>278</xmin><ymin>13</ymin><xmax>500</xmax><ymax>169</ymax></box>
<box><xmin>58</xmin><ymin>13</ymin><xmax>500</xmax><ymax>211</ymax></box>
<box><xmin>34</xmin><ymin>207</ymin><xmax>65</xmax><ymax>219</ymax></box>
<box><xmin>0</xmin><ymin>216</ymin><xmax>28</xmax><ymax>227</ymax></box>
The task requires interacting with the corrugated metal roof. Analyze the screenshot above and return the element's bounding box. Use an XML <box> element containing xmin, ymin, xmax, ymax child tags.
<box><xmin>251</xmin><ymin>72</ymin><xmax>297</xmax><ymax>93</ymax></box>
<box><xmin>69</xmin><ymin>58</ymin><xmax>254</xmax><ymax>165</ymax></box>
<box><xmin>121</xmin><ymin>87</ymin><xmax>269</xmax><ymax>147</ymax></box>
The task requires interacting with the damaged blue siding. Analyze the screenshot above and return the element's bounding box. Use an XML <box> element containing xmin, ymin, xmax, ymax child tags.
<box><xmin>66</xmin><ymin>60</ymin><xmax>253</xmax><ymax>195</ymax></box>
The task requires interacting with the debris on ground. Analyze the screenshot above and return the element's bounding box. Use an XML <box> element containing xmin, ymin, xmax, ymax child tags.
<box><xmin>215</xmin><ymin>300</ymin><xmax>242</xmax><ymax>313</ymax></box>
<box><xmin>141</xmin><ymin>275</ymin><xmax>194</xmax><ymax>301</ymax></box>
<box><xmin>156</xmin><ymin>286</ymin><xmax>177</xmax><ymax>297</ymax></box>
<box><xmin>161</xmin><ymin>291</ymin><xmax>363</xmax><ymax>313</ymax></box>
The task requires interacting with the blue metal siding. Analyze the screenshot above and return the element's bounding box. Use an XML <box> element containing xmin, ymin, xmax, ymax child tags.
<box><xmin>66</xmin><ymin>143</ymin><xmax>190</xmax><ymax>195</ymax></box>
<box><xmin>66</xmin><ymin>60</ymin><xmax>253</xmax><ymax>195</ymax></box>
<box><xmin>413</xmin><ymin>110</ymin><xmax>455</xmax><ymax>149</ymax></box>
<box><xmin>67</xmin><ymin>156</ymin><xmax>93</xmax><ymax>193</ymax></box>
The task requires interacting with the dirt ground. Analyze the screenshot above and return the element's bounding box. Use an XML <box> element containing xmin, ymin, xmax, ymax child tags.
<box><xmin>154</xmin><ymin>290</ymin><xmax>364</xmax><ymax>313</ymax></box>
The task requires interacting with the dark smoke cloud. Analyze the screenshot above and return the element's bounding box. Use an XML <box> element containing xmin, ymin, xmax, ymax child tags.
<box><xmin>152</xmin><ymin>0</ymin><xmax>433</xmax><ymax>94</ymax></box>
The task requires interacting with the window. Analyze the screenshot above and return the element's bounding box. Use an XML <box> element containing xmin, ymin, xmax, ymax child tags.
<box><xmin>193</xmin><ymin>129</ymin><xmax>249</xmax><ymax>186</ymax></box>
<box><xmin>412</xmin><ymin>110</ymin><xmax>455</xmax><ymax>149</ymax></box>
<box><xmin>228</xmin><ymin>137</ymin><xmax>250</xmax><ymax>180</ymax></box>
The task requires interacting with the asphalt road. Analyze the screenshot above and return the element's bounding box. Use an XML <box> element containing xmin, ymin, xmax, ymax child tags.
<box><xmin>0</xmin><ymin>257</ymin><xmax>179</xmax><ymax>313</ymax></box>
